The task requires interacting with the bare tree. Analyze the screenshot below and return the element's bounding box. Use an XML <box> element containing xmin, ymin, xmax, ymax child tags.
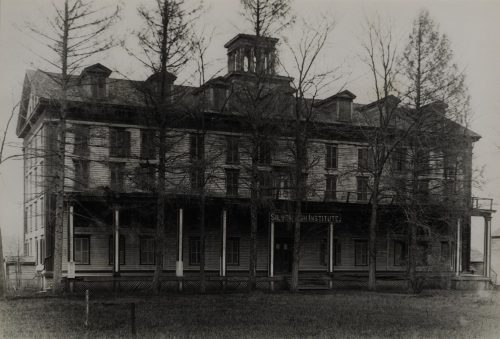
<box><xmin>128</xmin><ymin>0</ymin><xmax>201</xmax><ymax>294</ymax></box>
<box><xmin>25</xmin><ymin>0</ymin><xmax>120</xmax><ymax>293</ymax></box>
<box><xmin>240</xmin><ymin>0</ymin><xmax>295</xmax><ymax>37</ymax></box>
<box><xmin>281</xmin><ymin>18</ymin><xmax>337</xmax><ymax>292</ymax></box>
<box><xmin>399</xmin><ymin>9</ymin><xmax>470</xmax><ymax>293</ymax></box>
<box><xmin>358</xmin><ymin>16</ymin><xmax>402</xmax><ymax>291</ymax></box>
<box><xmin>237</xmin><ymin>0</ymin><xmax>294</xmax><ymax>291</ymax></box>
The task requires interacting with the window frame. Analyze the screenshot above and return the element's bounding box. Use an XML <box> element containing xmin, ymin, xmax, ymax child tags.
<box><xmin>325</xmin><ymin>174</ymin><xmax>337</xmax><ymax>200</ymax></box>
<box><xmin>225</xmin><ymin>169</ymin><xmax>240</xmax><ymax>197</ymax></box>
<box><xmin>73</xmin><ymin>125</ymin><xmax>90</xmax><ymax>156</ymax></box>
<box><xmin>189</xmin><ymin>237</ymin><xmax>201</xmax><ymax>266</ymax></box>
<box><xmin>226</xmin><ymin>237</ymin><xmax>240</xmax><ymax>266</ymax></box>
<box><xmin>73</xmin><ymin>159</ymin><xmax>90</xmax><ymax>190</ymax></box>
<box><xmin>108</xmin><ymin>235</ymin><xmax>126</xmax><ymax>266</ymax></box>
<box><xmin>354</xmin><ymin>239</ymin><xmax>368</xmax><ymax>266</ymax></box>
<box><xmin>257</xmin><ymin>141</ymin><xmax>272</xmax><ymax>165</ymax></box>
<box><xmin>110</xmin><ymin>162</ymin><xmax>126</xmax><ymax>191</ymax></box>
<box><xmin>325</xmin><ymin>144</ymin><xmax>338</xmax><ymax>169</ymax></box>
<box><xmin>190</xmin><ymin>133</ymin><xmax>204</xmax><ymax>162</ymax></box>
<box><xmin>74</xmin><ymin>235</ymin><xmax>90</xmax><ymax>265</ymax></box>
<box><xmin>109</xmin><ymin>128</ymin><xmax>131</xmax><ymax>158</ymax></box>
<box><xmin>141</xmin><ymin>130</ymin><xmax>156</xmax><ymax>160</ymax></box>
<box><xmin>358</xmin><ymin>148</ymin><xmax>374</xmax><ymax>171</ymax></box>
<box><xmin>139</xmin><ymin>237</ymin><xmax>155</xmax><ymax>265</ymax></box>
<box><xmin>356</xmin><ymin>176</ymin><xmax>369</xmax><ymax>201</ymax></box>
<box><xmin>226</xmin><ymin>136</ymin><xmax>240</xmax><ymax>164</ymax></box>
<box><xmin>393</xmin><ymin>239</ymin><xmax>407</xmax><ymax>266</ymax></box>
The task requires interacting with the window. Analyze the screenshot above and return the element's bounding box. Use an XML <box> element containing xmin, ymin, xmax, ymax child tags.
<box><xmin>189</xmin><ymin>237</ymin><xmax>201</xmax><ymax>265</ymax></box>
<box><xmin>275</xmin><ymin>173</ymin><xmax>290</xmax><ymax>199</ymax></box>
<box><xmin>225</xmin><ymin>169</ymin><xmax>239</xmax><ymax>197</ymax></box>
<box><xmin>357</xmin><ymin>176</ymin><xmax>369</xmax><ymax>201</ymax></box>
<box><xmin>190</xmin><ymin>134</ymin><xmax>204</xmax><ymax>161</ymax></box>
<box><xmin>392</xmin><ymin>148</ymin><xmax>406</xmax><ymax>172</ymax></box>
<box><xmin>135</xmin><ymin>164</ymin><xmax>156</xmax><ymax>191</ymax></box>
<box><xmin>320</xmin><ymin>239</ymin><xmax>341</xmax><ymax>266</ymax></box>
<box><xmin>358</xmin><ymin>148</ymin><xmax>373</xmax><ymax>171</ymax></box>
<box><xmin>109</xmin><ymin>235</ymin><xmax>126</xmax><ymax>265</ymax></box>
<box><xmin>444</xmin><ymin>153</ymin><xmax>457</xmax><ymax>178</ymax></box>
<box><xmin>141</xmin><ymin>130</ymin><xmax>156</xmax><ymax>159</ymax></box>
<box><xmin>110</xmin><ymin>162</ymin><xmax>125</xmax><ymax>191</ymax></box>
<box><xmin>109</xmin><ymin>128</ymin><xmax>130</xmax><ymax>158</ymax></box>
<box><xmin>416</xmin><ymin>149</ymin><xmax>430</xmax><ymax>174</ymax></box>
<box><xmin>355</xmin><ymin>240</ymin><xmax>368</xmax><ymax>266</ymax></box>
<box><xmin>73</xmin><ymin>126</ymin><xmax>90</xmax><ymax>156</ymax></box>
<box><xmin>190</xmin><ymin>168</ymin><xmax>204</xmax><ymax>191</ymax></box>
<box><xmin>338</xmin><ymin>100</ymin><xmax>352</xmax><ymax>122</ymax></box>
<box><xmin>227</xmin><ymin>238</ymin><xmax>240</xmax><ymax>265</ymax></box>
<box><xmin>393</xmin><ymin>240</ymin><xmax>407</xmax><ymax>266</ymax></box>
<box><xmin>416</xmin><ymin>241</ymin><xmax>429</xmax><ymax>266</ymax></box>
<box><xmin>257</xmin><ymin>141</ymin><xmax>271</xmax><ymax>165</ymax></box>
<box><xmin>443</xmin><ymin>179</ymin><xmax>456</xmax><ymax>197</ymax></box>
<box><xmin>335</xmin><ymin>239</ymin><xmax>341</xmax><ymax>266</ymax></box>
<box><xmin>226</xmin><ymin>137</ymin><xmax>239</xmax><ymax>164</ymax></box>
<box><xmin>259</xmin><ymin>171</ymin><xmax>273</xmax><ymax>198</ymax></box>
<box><xmin>34</xmin><ymin>202</ymin><xmax>38</xmax><ymax>231</ymax></box>
<box><xmin>35</xmin><ymin>238</ymin><xmax>38</xmax><ymax>264</ymax></box>
<box><xmin>73</xmin><ymin>160</ymin><xmax>90</xmax><ymax>190</ymax></box>
<box><xmin>140</xmin><ymin>237</ymin><xmax>155</xmax><ymax>265</ymax></box>
<box><xmin>417</xmin><ymin>179</ymin><xmax>430</xmax><ymax>197</ymax></box>
<box><xmin>325</xmin><ymin>144</ymin><xmax>337</xmax><ymax>169</ymax></box>
<box><xmin>74</xmin><ymin>236</ymin><xmax>90</xmax><ymax>264</ymax></box>
<box><xmin>440</xmin><ymin>241</ymin><xmax>450</xmax><ymax>265</ymax></box>
<box><xmin>91</xmin><ymin>76</ymin><xmax>106</xmax><ymax>98</ymax></box>
<box><xmin>325</xmin><ymin>175</ymin><xmax>337</xmax><ymax>200</ymax></box>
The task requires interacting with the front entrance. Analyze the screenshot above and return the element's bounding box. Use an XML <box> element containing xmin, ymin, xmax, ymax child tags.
<box><xmin>274</xmin><ymin>237</ymin><xmax>293</xmax><ymax>273</ymax></box>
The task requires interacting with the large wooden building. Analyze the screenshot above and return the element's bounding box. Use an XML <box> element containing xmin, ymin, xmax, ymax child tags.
<box><xmin>16</xmin><ymin>33</ymin><xmax>494</xmax><ymax>290</ymax></box>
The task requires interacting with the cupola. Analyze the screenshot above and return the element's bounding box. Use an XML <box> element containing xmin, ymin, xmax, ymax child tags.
<box><xmin>224</xmin><ymin>34</ymin><xmax>278</xmax><ymax>75</ymax></box>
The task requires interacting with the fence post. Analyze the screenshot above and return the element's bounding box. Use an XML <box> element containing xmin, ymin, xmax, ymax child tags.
<box><xmin>130</xmin><ymin>302</ymin><xmax>136</xmax><ymax>336</ymax></box>
<box><xmin>84</xmin><ymin>289</ymin><xmax>89</xmax><ymax>327</ymax></box>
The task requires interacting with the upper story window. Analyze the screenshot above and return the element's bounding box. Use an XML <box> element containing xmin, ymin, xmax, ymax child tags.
<box><xmin>392</xmin><ymin>147</ymin><xmax>407</xmax><ymax>172</ymax></box>
<box><xmin>257</xmin><ymin>141</ymin><xmax>272</xmax><ymax>165</ymax></box>
<box><xmin>416</xmin><ymin>149</ymin><xmax>430</xmax><ymax>174</ymax></box>
<box><xmin>337</xmin><ymin>100</ymin><xmax>352</xmax><ymax>122</ymax></box>
<box><xmin>91</xmin><ymin>76</ymin><xmax>106</xmax><ymax>98</ymax></box>
<box><xmin>356</xmin><ymin>176</ymin><xmax>369</xmax><ymax>201</ymax></box>
<box><xmin>259</xmin><ymin>171</ymin><xmax>273</xmax><ymax>198</ymax></box>
<box><xmin>109</xmin><ymin>128</ymin><xmax>130</xmax><ymax>158</ymax></box>
<box><xmin>225</xmin><ymin>169</ymin><xmax>239</xmax><ymax>197</ymax></box>
<box><xmin>135</xmin><ymin>164</ymin><xmax>156</xmax><ymax>192</ymax></box>
<box><xmin>190</xmin><ymin>134</ymin><xmax>204</xmax><ymax>161</ymax></box>
<box><xmin>141</xmin><ymin>130</ymin><xmax>156</xmax><ymax>160</ymax></box>
<box><xmin>190</xmin><ymin>167</ymin><xmax>204</xmax><ymax>191</ymax></box>
<box><xmin>325</xmin><ymin>144</ymin><xmax>337</xmax><ymax>169</ymax></box>
<box><xmin>73</xmin><ymin>160</ymin><xmax>90</xmax><ymax>190</ymax></box>
<box><xmin>110</xmin><ymin>162</ymin><xmax>125</xmax><ymax>191</ymax></box>
<box><xmin>73</xmin><ymin>126</ymin><xmax>90</xmax><ymax>156</ymax></box>
<box><xmin>226</xmin><ymin>136</ymin><xmax>239</xmax><ymax>164</ymax></box>
<box><xmin>325</xmin><ymin>175</ymin><xmax>337</xmax><ymax>200</ymax></box>
<box><xmin>358</xmin><ymin>148</ymin><xmax>374</xmax><ymax>171</ymax></box>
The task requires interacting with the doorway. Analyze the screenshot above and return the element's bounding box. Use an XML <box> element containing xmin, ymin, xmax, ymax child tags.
<box><xmin>274</xmin><ymin>237</ymin><xmax>293</xmax><ymax>273</ymax></box>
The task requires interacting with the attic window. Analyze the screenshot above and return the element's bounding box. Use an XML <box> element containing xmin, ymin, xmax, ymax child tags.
<box><xmin>338</xmin><ymin>100</ymin><xmax>352</xmax><ymax>122</ymax></box>
<box><xmin>91</xmin><ymin>76</ymin><xmax>106</xmax><ymax>98</ymax></box>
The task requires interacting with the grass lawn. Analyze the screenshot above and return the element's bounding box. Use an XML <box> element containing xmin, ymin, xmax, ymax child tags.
<box><xmin>1</xmin><ymin>289</ymin><xmax>500</xmax><ymax>338</ymax></box>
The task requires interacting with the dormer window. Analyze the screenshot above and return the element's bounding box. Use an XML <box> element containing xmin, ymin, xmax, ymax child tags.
<box><xmin>337</xmin><ymin>100</ymin><xmax>352</xmax><ymax>122</ymax></box>
<box><xmin>91</xmin><ymin>77</ymin><xmax>106</xmax><ymax>98</ymax></box>
<box><xmin>80</xmin><ymin>63</ymin><xmax>112</xmax><ymax>99</ymax></box>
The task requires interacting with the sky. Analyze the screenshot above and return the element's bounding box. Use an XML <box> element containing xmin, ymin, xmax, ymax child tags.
<box><xmin>0</xmin><ymin>0</ymin><xmax>499</xmax><ymax>256</ymax></box>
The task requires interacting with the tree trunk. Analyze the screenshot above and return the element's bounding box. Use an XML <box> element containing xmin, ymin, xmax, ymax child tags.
<box><xmin>407</xmin><ymin>213</ymin><xmax>418</xmax><ymax>293</ymax></box>
<box><xmin>248</xmin><ymin>160</ymin><xmax>258</xmax><ymax>291</ymax></box>
<box><xmin>152</xmin><ymin>129</ymin><xmax>166</xmax><ymax>294</ymax></box>
<box><xmin>290</xmin><ymin>200</ymin><xmax>301</xmax><ymax>292</ymax></box>
<box><xmin>199</xmin><ymin>192</ymin><xmax>206</xmax><ymax>293</ymax></box>
<box><xmin>368</xmin><ymin>178</ymin><xmax>379</xmax><ymax>291</ymax></box>
<box><xmin>0</xmin><ymin>227</ymin><xmax>5</xmax><ymax>298</ymax></box>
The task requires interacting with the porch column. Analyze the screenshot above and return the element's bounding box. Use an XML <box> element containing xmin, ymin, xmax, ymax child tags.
<box><xmin>328</xmin><ymin>222</ymin><xmax>334</xmax><ymax>289</ymax></box>
<box><xmin>456</xmin><ymin>218</ymin><xmax>461</xmax><ymax>276</ymax></box>
<box><xmin>176</xmin><ymin>208</ymin><xmax>184</xmax><ymax>277</ymax></box>
<box><xmin>328</xmin><ymin>223</ymin><xmax>334</xmax><ymax>273</ymax></box>
<box><xmin>113</xmin><ymin>206</ymin><xmax>120</xmax><ymax>276</ymax></box>
<box><xmin>484</xmin><ymin>216</ymin><xmax>492</xmax><ymax>278</ymax></box>
<box><xmin>68</xmin><ymin>204</ymin><xmax>75</xmax><ymax>279</ymax></box>
<box><xmin>269</xmin><ymin>221</ymin><xmax>275</xmax><ymax>277</ymax></box>
<box><xmin>221</xmin><ymin>209</ymin><xmax>227</xmax><ymax>277</ymax></box>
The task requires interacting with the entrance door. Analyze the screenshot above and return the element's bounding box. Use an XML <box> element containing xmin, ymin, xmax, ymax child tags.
<box><xmin>274</xmin><ymin>238</ymin><xmax>293</xmax><ymax>273</ymax></box>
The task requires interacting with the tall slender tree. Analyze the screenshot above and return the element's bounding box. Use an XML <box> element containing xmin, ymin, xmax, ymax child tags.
<box><xmin>129</xmin><ymin>0</ymin><xmax>200</xmax><ymax>294</ymax></box>
<box><xmin>238</xmin><ymin>0</ymin><xmax>294</xmax><ymax>291</ymax></box>
<box><xmin>399</xmin><ymin>10</ymin><xmax>470</xmax><ymax>293</ymax></box>
<box><xmin>26</xmin><ymin>0</ymin><xmax>119</xmax><ymax>292</ymax></box>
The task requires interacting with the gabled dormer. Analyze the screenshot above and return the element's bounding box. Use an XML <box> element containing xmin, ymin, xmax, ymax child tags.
<box><xmin>317</xmin><ymin>90</ymin><xmax>356</xmax><ymax>122</ymax></box>
<box><xmin>145</xmin><ymin>71</ymin><xmax>177</xmax><ymax>99</ymax></box>
<box><xmin>80</xmin><ymin>63</ymin><xmax>112</xmax><ymax>99</ymax></box>
<box><xmin>225</xmin><ymin>34</ymin><xmax>278</xmax><ymax>75</ymax></box>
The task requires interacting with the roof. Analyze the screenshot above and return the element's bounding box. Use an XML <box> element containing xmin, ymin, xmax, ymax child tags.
<box><xmin>224</xmin><ymin>33</ymin><xmax>279</xmax><ymax>49</ymax></box>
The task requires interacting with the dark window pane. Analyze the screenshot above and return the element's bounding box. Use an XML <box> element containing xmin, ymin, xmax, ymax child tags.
<box><xmin>227</xmin><ymin>238</ymin><xmax>239</xmax><ymax>265</ymax></box>
<box><xmin>325</xmin><ymin>144</ymin><xmax>337</xmax><ymax>169</ymax></box>
<box><xmin>226</xmin><ymin>137</ymin><xmax>239</xmax><ymax>164</ymax></box>
<box><xmin>225</xmin><ymin>169</ymin><xmax>239</xmax><ymax>196</ymax></box>
<box><xmin>140</xmin><ymin>238</ymin><xmax>155</xmax><ymax>265</ymax></box>
<box><xmin>355</xmin><ymin>240</ymin><xmax>368</xmax><ymax>266</ymax></box>
<box><xmin>189</xmin><ymin>237</ymin><xmax>201</xmax><ymax>265</ymax></box>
